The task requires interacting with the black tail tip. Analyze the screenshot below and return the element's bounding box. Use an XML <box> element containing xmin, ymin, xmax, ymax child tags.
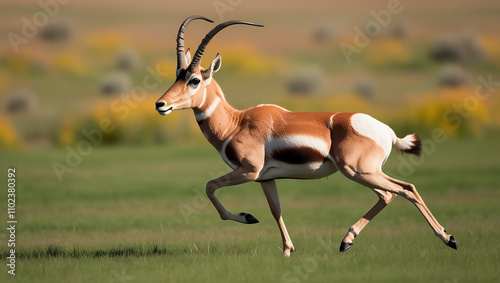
<box><xmin>412</xmin><ymin>134</ymin><xmax>422</xmax><ymax>157</ymax></box>
<box><xmin>402</xmin><ymin>134</ymin><xmax>422</xmax><ymax>157</ymax></box>
<box><xmin>446</xmin><ymin>235</ymin><xmax>457</xmax><ymax>250</ymax></box>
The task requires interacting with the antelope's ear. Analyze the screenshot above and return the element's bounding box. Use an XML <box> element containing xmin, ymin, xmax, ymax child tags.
<box><xmin>202</xmin><ymin>53</ymin><xmax>222</xmax><ymax>80</ymax></box>
<box><xmin>185</xmin><ymin>48</ymin><xmax>192</xmax><ymax>66</ymax></box>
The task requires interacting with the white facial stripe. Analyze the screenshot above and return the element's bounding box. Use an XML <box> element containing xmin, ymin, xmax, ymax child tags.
<box><xmin>350</xmin><ymin>113</ymin><xmax>392</xmax><ymax>156</ymax></box>
<box><xmin>195</xmin><ymin>96</ymin><xmax>221</xmax><ymax>121</ymax></box>
<box><xmin>199</xmin><ymin>86</ymin><xmax>207</xmax><ymax>108</ymax></box>
<box><xmin>266</xmin><ymin>135</ymin><xmax>330</xmax><ymax>157</ymax></box>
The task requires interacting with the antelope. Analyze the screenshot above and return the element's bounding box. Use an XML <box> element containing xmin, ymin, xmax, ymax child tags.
<box><xmin>155</xmin><ymin>15</ymin><xmax>457</xmax><ymax>256</ymax></box>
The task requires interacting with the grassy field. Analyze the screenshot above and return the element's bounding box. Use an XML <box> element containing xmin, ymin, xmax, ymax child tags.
<box><xmin>1</xmin><ymin>137</ymin><xmax>499</xmax><ymax>282</ymax></box>
<box><xmin>1</xmin><ymin>0</ymin><xmax>500</xmax><ymax>282</ymax></box>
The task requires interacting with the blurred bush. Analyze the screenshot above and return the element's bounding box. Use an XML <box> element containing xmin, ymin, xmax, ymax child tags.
<box><xmin>365</xmin><ymin>39</ymin><xmax>412</xmax><ymax>68</ymax></box>
<box><xmin>54</xmin><ymin>52</ymin><xmax>87</xmax><ymax>76</ymax></box>
<box><xmin>220</xmin><ymin>43</ymin><xmax>281</xmax><ymax>75</ymax></box>
<box><xmin>39</xmin><ymin>21</ymin><xmax>72</xmax><ymax>43</ymax></box>
<box><xmin>280</xmin><ymin>93</ymin><xmax>370</xmax><ymax>114</ymax></box>
<box><xmin>84</xmin><ymin>30</ymin><xmax>129</xmax><ymax>55</ymax></box>
<box><xmin>285</xmin><ymin>66</ymin><xmax>323</xmax><ymax>95</ymax></box>
<box><xmin>5</xmin><ymin>88</ymin><xmax>36</xmax><ymax>114</ymax></box>
<box><xmin>479</xmin><ymin>35</ymin><xmax>500</xmax><ymax>67</ymax></box>
<box><xmin>353</xmin><ymin>76</ymin><xmax>376</xmax><ymax>99</ymax></box>
<box><xmin>99</xmin><ymin>72</ymin><xmax>132</xmax><ymax>96</ymax></box>
<box><xmin>406</xmin><ymin>87</ymin><xmax>494</xmax><ymax>137</ymax></box>
<box><xmin>430</xmin><ymin>33</ymin><xmax>485</xmax><ymax>65</ymax></box>
<box><xmin>115</xmin><ymin>48</ymin><xmax>142</xmax><ymax>71</ymax></box>
<box><xmin>55</xmin><ymin>95</ymin><xmax>185</xmax><ymax>146</ymax></box>
<box><xmin>437</xmin><ymin>65</ymin><xmax>467</xmax><ymax>87</ymax></box>
<box><xmin>0</xmin><ymin>116</ymin><xmax>22</xmax><ymax>149</ymax></box>
<box><xmin>152</xmin><ymin>58</ymin><xmax>176</xmax><ymax>80</ymax></box>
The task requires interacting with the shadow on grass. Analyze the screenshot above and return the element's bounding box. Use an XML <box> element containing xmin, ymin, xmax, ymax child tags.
<box><xmin>1</xmin><ymin>242</ymin><xmax>261</xmax><ymax>259</ymax></box>
<box><xmin>1</xmin><ymin>244</ymin><xmax>192</xmax><ymax>259</ymax></box>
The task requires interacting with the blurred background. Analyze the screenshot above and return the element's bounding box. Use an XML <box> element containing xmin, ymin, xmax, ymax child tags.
<box><xmin>1</xmin><ymin>1</ymin><xmax>500</xmax><ymax>281</ymax></box>
<box><xmin>1</xmin><ymin>0</ymin><xmax>499</xmax><ymax>149</ymax></box>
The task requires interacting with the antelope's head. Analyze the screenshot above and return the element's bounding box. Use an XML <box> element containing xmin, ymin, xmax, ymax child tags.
<box><xmin>155</xmin><ymin>16</ymin><xmax>263</xmax><ymax>116</ymax></box>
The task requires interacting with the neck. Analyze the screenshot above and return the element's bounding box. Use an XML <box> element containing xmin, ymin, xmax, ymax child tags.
<box><xmin>193</xmin><ymin>80</ymin><xmax>241</xmax><ymax>150</ymax></box>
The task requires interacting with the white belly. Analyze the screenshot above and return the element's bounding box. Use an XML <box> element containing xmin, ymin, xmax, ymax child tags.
<box><xmin>257</xmin><ymin>159</ymin><xmax>338</xmax><ymax>181</ymax></box>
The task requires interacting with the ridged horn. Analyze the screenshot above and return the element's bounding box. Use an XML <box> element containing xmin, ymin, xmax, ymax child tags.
<box><xmin>176</xmin><ymin>15</ymin><xmax>214</xmax><ymax>70</ymax></box>
<box><xmin>188</xmin><ymin>20</ymin><xmax>264</xmax><ymax>72</ymax></box>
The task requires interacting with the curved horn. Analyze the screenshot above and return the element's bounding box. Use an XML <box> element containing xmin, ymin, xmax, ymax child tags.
<box><xmin>176</xmin><ymin>15</ymin><xmax>214</xmax><ymax>70</ymax></box>
<box><xmin>188</xmin><ymin>20</ymin><xmax>264</xmax><ymax>72</ymax></box>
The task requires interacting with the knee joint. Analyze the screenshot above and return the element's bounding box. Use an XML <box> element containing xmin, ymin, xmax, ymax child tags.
<box><xmin>205</xmin><ymin>182</ymin><xmax>217</xmax><ymax>196</ymax></box>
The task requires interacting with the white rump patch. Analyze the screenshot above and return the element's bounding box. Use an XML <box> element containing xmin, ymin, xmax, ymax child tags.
<box><xmin>350</xmin><ymin>113</ymin><xmax>393</xmax><ymax>156</ymax></box>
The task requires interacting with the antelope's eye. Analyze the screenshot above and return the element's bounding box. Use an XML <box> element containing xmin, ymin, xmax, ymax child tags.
<box><xmin>189</xmin><ymin>78</ymin><xmax>201</xmax><ymax>86</ymax></box>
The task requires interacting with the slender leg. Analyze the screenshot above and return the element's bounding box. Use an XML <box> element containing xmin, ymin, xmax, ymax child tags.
<box><xmin>385</xmin><ymin>175</ymin><xmax>456</xmax><ymax>249</ymax></box>
<box><xmin>340</xmin><ymin>189</ymin><xmax>396</xmax><ymax>252</ymax></box>
<box><xmin>342</xmin><ymin>165</ymin><xmax>457</xmax><ymax>250</ymax></box>
<box><xmin>261</xmin><ymin>180</ymin><xmax>295</xmax><ymax>256</ymax></box>
<box><xmin>205</xmin><ymin>167</ymin><xmax>260</xmax><ymax>224</ymax></box>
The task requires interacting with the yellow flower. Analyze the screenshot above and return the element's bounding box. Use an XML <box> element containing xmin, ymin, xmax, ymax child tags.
<box><xmin>0</xmin><ymin>116</ymin><xmax>19</xmax><ymax>148</ymax></box>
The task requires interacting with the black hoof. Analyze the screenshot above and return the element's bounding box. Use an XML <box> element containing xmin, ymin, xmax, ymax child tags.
<box><xmin>339</xmin><ymin>242</ymin><xmax>353</xmax><ymax>253</ymax></box>
<box><xmin>446</xmin><ymin>235</ymin><xmax>457</xmax><ymax>250</ymax></box>
<box><xmin>240</xmin><ymin>213</ymin><xmax>259</xmax><ymax>224</ymax></box>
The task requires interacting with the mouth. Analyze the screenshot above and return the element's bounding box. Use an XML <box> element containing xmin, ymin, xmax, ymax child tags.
<box><xmin>158</xmin><ymin>106</ymin><xmax>173</xmax><ymax>116</ymax></box>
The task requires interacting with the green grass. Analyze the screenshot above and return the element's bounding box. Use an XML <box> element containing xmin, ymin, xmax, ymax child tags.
<box><xmin>1</xmin><ymin>138</ymin><xmax>499</xmax><ymax>282</ymax></box>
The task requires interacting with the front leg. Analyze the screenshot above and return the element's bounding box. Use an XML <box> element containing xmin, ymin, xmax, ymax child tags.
<box><xmin>205</xmin><ymin>167</ymin><xmax>260</xmax><ymax>224</ymax></box>
<box><xmin>261</xmin><ymin>180</ymin><xmax>295</xmax><ymax>257</ymax></box>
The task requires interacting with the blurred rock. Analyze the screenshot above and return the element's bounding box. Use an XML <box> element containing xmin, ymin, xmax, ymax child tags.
<box><xmin>312</xmin><ymin>25</ymin><xmax>334</xmax><ymax>44</ymax></box>
<box><xmin>389</xmin><ymin>23</ymin><xmax>406</xmax><ymax>39</ymax></box>
<box><xmin>430</xmin><ymin>37</ymin><xmax>462</xmax><ymax>63</ymax></box>
<box><xmin>115</xmin><ymin>48</ymin><xmax>142</xmax><ymax>71</ymax></box>
<box><xmin>39</xmin><ymin>21</ymin><xmax>72</xmax><ymax>43</ymax></box>
<box><xmin>430</xmin><ymin>33</ymin><xmax>485</xmax><ymax>64</ymax></box>
<box><xmin>354</xmin><ymin>77</ymin><xmax>376</xmax><ymax>99</ymax></box>
<box><xmin>285</xmin><ymin>67</ymin><xmax>323</xmax><ymax>95</ymax></box>
<box><xmin>437</xmin><ymin>65</ymin><xmax>467</xmax><ymax>87</ymax></box>
<box><xmin>100</xmin><ymin>72</ymin><xmax>132</xmax><ymax>96</ymax></box>
<box><xmin>6</xmin><ymin>89</ymin><xmax>36</xmax><ymax>114</ymax></box>
<box><xmin>457</xmin><ymin>32</ymin><xmax>486</xmax><ymax>63</ymax></box>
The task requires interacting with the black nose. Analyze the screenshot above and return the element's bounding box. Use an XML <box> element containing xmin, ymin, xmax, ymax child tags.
<box><xmin>156</xmin><ymin>101</ymin><xmax>165</xmax><ymax>108</ymax></box>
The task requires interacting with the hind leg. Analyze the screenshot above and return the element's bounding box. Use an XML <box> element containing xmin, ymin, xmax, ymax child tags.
<box><xmin>340</xmin><ymin>189</ymin><xmax>396</xmax><ymax>252</ymax></box>
<box><xmin>341</xmin><ymin>165</ymin><xmax>457</xmax><ymax>250</ymax></box>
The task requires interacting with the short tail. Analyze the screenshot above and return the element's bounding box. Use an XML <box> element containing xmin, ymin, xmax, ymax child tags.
<box><xmin>393</xmin><ymin>133</ymin><xmax>422</xmax><ymax>156</ymax></box>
